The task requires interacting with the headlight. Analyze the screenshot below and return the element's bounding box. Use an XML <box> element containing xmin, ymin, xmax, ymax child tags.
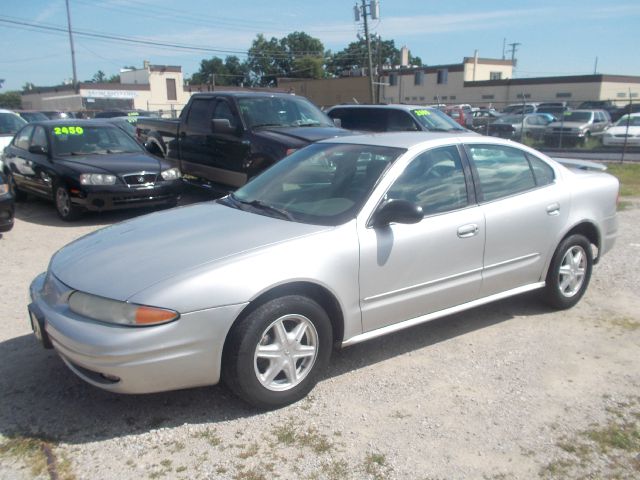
<box><xmin>161</xmin><ymin>168</ymin><xmax>181</xmax><ymax>181</ymax></box>
<box><xmin>68</xmin><ymin>291</ymin><xmax>179</xmax><ymax>327</ymax></box>
<box><xmin>80</xmin><ymin>173</ymin><xmax>116</xmax><ymax>185</ymax></box>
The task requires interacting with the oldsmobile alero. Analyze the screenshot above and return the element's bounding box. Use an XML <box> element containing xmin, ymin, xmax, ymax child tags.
<box><xmin>28</xmin><ymin>132</ymin><xmax>619</xmax><ymax>408</ymax></box>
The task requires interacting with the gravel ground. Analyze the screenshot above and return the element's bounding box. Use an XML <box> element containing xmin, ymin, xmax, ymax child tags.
<box><xmin>0</xmin><ymin>191</ymin><xmax>639</xmax><ymax>480</ymax></box>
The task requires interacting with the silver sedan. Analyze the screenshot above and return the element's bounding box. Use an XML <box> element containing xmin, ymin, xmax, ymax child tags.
<box><xmin>28</xmin><ymin>133</ymin><xmax>619</xmax><ymax>409</ymax></box>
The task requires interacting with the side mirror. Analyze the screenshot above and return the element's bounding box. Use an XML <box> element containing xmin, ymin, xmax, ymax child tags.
<box><xmin>28</xmin><ymin>145</ymin><xmax>48</xmax><ymax>156</ymax></box>
<box><xmin>370</xmin><ymin>199</ymin><xmax>423</xmax><ymax>228</ymax></box>
<box><xmin>332</xmin><ymin>117</ymin><xmax>342</xmax><ymax>128</ymax></box>
<box><xmin>212</xmin><ymin>118</ymin><xmax>237</xmax><ymax>134</ymax></box>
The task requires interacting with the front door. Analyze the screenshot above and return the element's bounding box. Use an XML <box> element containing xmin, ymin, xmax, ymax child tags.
<box><xmin>358</xmin><ymin>145</ymin><xmax>485</xmax><ymax>333</ymax></box>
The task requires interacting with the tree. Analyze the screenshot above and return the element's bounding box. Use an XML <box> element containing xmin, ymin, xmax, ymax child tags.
<box><xmin>0</xmin><ymin>91</ymin><xmax>22</xmax><ymax>109</ymax></box>
<box><xmin>326</xmin><ymin>36</ymin><xmax>421</xmax><ymax>77</ymax></box>
<box><xmin>93</xmin><ymin>70</ymin><xmax>107</xmax><ymax>83</ymax></box>
<box><xmin>189</xmin><ymin>56</ymin><xmax>248</xmax><ymax>86</ymax></box>
<box><xmin>246</xmin><ymin>34</ymin><xmax>287</xmax><ymax>86</ymax></box>
<box><xmin>107</xmin><ymin>74</ymin><xmax>120</xmax><ymax>83</ymax></box>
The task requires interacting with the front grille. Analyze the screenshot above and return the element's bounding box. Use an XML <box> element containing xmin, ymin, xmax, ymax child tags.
<box><xmin>122</xmin><ymin>173</ymin><xmax>157</xmax><ymax>186</ymax></box>
<box><xmin>552</xmin><ymin>127</ymin><xmax>573</xmax><ymax>133</ymax></box>
<box><xmin>112</xmin><ymin>193</ymin><xmax>173</xmax><ymax>206</ymax></box>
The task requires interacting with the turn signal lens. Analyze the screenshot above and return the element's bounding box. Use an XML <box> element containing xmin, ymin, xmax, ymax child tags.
<box><xmin>134</xmin><ymin>306</ymin><xmax>179</xmax><ymax>325</ymax></box>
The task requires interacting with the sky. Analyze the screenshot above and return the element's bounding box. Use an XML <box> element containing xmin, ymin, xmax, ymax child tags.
<box><xmin>1</xmin><ymin>0</ymin><xmax>639</xmax><ymax>91</ymax></box>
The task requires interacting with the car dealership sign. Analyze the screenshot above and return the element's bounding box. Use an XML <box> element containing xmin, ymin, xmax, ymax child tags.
<box><xmin>83</xmin><ymin>89</ymin><xmax>138</xmax><ymax>99</ymax></box>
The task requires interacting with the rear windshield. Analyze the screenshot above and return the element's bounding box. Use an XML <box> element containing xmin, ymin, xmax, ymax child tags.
<box><xmin>561</xmin><ymin>112</ymin><xmax>593</xmax><ymax>123</ymax></box>
<box><xmin>0</xmin><ymin>112</ymin><xmax>27</xmax><ymax>135</ymax></box>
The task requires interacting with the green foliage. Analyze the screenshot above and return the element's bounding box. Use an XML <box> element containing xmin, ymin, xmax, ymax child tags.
<box><xmin>606</xmin><ymin>163</ymin><xmax>640</xmax><ymax>197</ymax></box>
<box><xmin>190</xmin><ymin>55</ymin><xmax>249</xmax><ymax>87</ymax></box>
<box><xmin>0</xmin><ymin>90</ymin><xmax>21</xmax><ymax>109</ymax></box>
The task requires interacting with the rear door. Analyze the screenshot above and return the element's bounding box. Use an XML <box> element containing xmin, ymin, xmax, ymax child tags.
<box><xmin>464</xmin><ymin>143</ymin><xmax>568</xmax><ymax>296</ymax></box>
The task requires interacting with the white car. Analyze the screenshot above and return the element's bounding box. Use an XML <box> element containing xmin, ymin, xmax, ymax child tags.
<box><xmin>0</xmin><ymin>109</ymin><xmax>28</xmax><ymax>170</ymax></box>
<box><xmin>603</xmin><ymin>113</ymin><xmax>640</xmax><ymax>147</ymax></box>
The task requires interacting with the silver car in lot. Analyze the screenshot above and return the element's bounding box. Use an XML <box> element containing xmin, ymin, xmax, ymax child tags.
<box><xmin>543</xmin><ymin>109</ymin><xmax>611</xmax><ymax>145</ymax></box>
<box><xmin>28</xmin><ymin>133</ymin><xmax>619</xmax><ymax>409</ymax></box>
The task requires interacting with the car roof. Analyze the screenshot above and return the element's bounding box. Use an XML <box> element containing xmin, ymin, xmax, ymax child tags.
<box><xmin>317</xmin><ymin>131</ymin><xmax>509</xmax><ymax>149</ymax></box>
<box><xmin>191</xmin><ymin>91</ymin><xmax>297</xmax><ymax>99</ymax></box>
<box><xmin>327</xmin><ymin>104</ymin><xmax>434</xmax><ymax>112</ymax></box>
<box><xmin>23</xmin><ymin>119</ymin><xmax>119</xmax><ymax>128</ymax></box>
<box><xmin>0</xmin><ymin>109</ymin><xmax>22</xmax><ymax>115</ymax></box>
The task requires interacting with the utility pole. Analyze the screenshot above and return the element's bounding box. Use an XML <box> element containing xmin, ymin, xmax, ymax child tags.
<box><xmin>354</xmin><ymin>0</ymin><xmax>379</xmax><ymax>104</ymax></box>
<box><xmin>65</xmin><ymin>0</ymin><xmax>78</xmax><ymax>90</ymax></box>
<box><xmin>507</xmin><ymin>42</ymin><xmax>521</xmax><ymax>77</ymax></box>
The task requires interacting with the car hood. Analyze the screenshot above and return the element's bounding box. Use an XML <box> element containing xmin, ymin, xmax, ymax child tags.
<box><xmin>253</xmin><ymin>126</ymin><xmax>352</xmax><ymax>145</ymax></box>
<box><xmin>50</xmin><ymin>201</ymin><xmax>330</xmax><ymax>301</ymax></box>
<box><xmin>55</xmin><ymin>152</ymin><xmax>164</xmax><ymax>174</ymax></box>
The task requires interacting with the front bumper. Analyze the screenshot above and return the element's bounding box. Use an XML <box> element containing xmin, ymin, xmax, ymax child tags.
<box><xmin>71</xmin><ymin>181</ymin><xmax>183</xmax><ymax>212</ymax></box>
<box><xmin>603</xmin><ymin>137</ymin><xmax>640</xmax><ymax>147</ymax></box>
<box><xmin>29</xmin><ymin>272</ymin><xmax>247</xmax><ymax>394</ymax></box>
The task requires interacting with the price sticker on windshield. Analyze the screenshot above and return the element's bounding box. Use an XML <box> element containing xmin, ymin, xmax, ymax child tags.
<box><xmin>413</xmin><ymin>109</ymin><xmax>431</xmax><ymax>116</ymax></box>
<box><xmin>53</xmin><ymin>126</ymin><xmax>84</xmax><ymax>135</ymax></box>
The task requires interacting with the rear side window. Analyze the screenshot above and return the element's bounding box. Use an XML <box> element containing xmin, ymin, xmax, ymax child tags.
<box><xmin>329</xmin><ymin>108</ymin><xmax>386</xmax><ymax>131</ymax></box>
<box><xmin>527</xmin><ymin>154</ymin><xmax>555</xmax><ymax>186</ymax></box>
<box><xmin>467</xmin><ymin>145</ymin><xmax>537</xmax><ymax>202</ymax></box>
<box><xmin>186</xmin><ymin>99</ymin><xmax>211</xmax><ymax>126</ymax></box>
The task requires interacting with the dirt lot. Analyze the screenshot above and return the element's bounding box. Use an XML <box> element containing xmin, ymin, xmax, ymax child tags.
<box><xmin>1</xmin><ymin>191</ymin><xmax>639</xmax><ymax>480</ymax></box>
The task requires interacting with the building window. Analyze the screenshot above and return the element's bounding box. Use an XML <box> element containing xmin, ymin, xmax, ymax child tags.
<box><xmin>404</xmin><ymin>97</ymin><xmax>410</xmax><ymax>102</ymax></box>
<box><xmin>632</xmin><ymin>93</ymin><xmax>639</xmax><ymax>98</ymax></box>
<box><xmin>556</xmin><ymin>92</ymin><xmax>572</xmax><ymax>98</ymax></box>
<box><xmin>419</xmin><ymin>96</ymin><xmax>425</xmax><ymax>101</ymax></box>
<box><xmin>516</xmin><ymin>93</ymin><xmax>531</xmax><ymax>99</ymax></box>
<box><xmin>389</xmin><ymin>74</ymin><xmax>398</xmax><ymax>86</ymax></box>
<box><xmin>449</xmin><ymin>95</ymin><xmax>456</xmax><ymax>100</ymax></box>
<box><xmin>482</xmin><ymin>94</ymin><xmax>495</xmax><ymax>100</ymax></box>
<box><xmin>437</xmin><ymin>69</ymin><xmax>448</xmax><ymax>84</ymax></box>
<box><xmin>441</xmin><ymin>96</ymin><xmax>448</xmax><ymax>101</ymax></box>
<box><xmin>166</xmin><ymin>78</ymin><xmax>177</xmax><ymax>101</ymax></box>
<box><xmin>617</xmin><ymin>92</ymin><xmax>627</xmax><ymax>98</ymax></box>
<box><xmin>412</xmin><ymin>97</ymin><xmax>417</xmax><ymax>101</ymax></box>
<box><xmin>414</xmin><ymin>71</ymin><xmax>424</xmax><ymax>85</ymax></box>
<box><xmin>489</xmin><ymin>72</ymin><xmax>502</xmax><ymax>80</ymax></box>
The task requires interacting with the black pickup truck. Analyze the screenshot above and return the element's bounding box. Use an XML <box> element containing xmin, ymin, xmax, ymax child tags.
<box><xmin>136</xmin><ymin>91</ymin><xmax>351</xmax><ymax>189</ymax></box>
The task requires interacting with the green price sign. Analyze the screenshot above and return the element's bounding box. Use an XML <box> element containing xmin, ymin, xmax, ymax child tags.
<box><xmin>53</xmin><ymin>126</ymin><xmax>84</xmax><ymax>135</ymax></box>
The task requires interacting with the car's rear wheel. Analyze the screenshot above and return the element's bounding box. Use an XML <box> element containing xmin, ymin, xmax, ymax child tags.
<box><xmin>54</xmin><ymin>184</ymin><xmax>82</xmax><ymax>221</ymax></box>
<box><xmin>543</xmin><ymin>234</ymin><xmax>593</xmax><ymax>309</ymax></box>
<box><xmin>223</xmin><ymin>295</ymin><xmax>332</xmax><ymax>409</ymax></box>
<box><xmin>6</xmin><ymin>171</ymin><xmax>27</xmax><ymax>201</ymax></box>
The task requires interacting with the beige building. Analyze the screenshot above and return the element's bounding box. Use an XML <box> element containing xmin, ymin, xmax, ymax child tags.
<box><xmin>22</xmin><ymin>62</ymin><xmax>194</xmax><ymax>116</ymax></box>
<box><xmin>280</xmin><ymin>57</ymin><xmax>640</xmax><ymax>109</ymax></box>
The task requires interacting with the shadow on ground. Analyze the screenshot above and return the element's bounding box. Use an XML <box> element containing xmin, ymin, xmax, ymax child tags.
<box><xmin>0</xmin><ymin>292</ymin><xmax>549</xmax><ymax>445</ymax></box>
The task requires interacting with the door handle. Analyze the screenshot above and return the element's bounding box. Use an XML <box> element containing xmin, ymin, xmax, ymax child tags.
<box><xmin>457</xmin><ymin>224</ymin><xmax>479</xmax><ymax>238</ymax></box>
<box><xmin>546</xmin><ymin>203</ymin><xmax>560</xmax><ymax>216</ymax></box>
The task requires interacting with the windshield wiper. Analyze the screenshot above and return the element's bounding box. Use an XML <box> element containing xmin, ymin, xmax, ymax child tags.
<box><xmin>228</xmin><ymin>194</ymin><xmax>294</xmax><ymax>220</ymax></box>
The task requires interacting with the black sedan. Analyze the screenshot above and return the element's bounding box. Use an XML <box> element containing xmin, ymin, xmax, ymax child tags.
<box><xmin>1</xmin><ymin>120</ymin><xmax>182</xmax><ymax>221</ymax></box>
<box><xmin>0</xmin><ymin>171</ymin><xmax>15</xmax><ymax>232</ymax></box>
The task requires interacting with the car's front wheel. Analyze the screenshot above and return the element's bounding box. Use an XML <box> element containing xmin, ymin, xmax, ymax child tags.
<box><xmin>543</xmin><ymin>234</ymin><xmax>593</xmax><ymax>309</ymax></box>
<box><xmin>54</xmin><ymin>184</ymin><xmax>82</xmax><ymax>221</ymax></box>
<box><xmin>6</xmin><ymin>171</ymin><xmax>28</xmax><ymax>201</ymax></box>
<box><xmin>223</xmin><ymin>295</ymin><xmax>332</xmax><ymax>409</ymax></box>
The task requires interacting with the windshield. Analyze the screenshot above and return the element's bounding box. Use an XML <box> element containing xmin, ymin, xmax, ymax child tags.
<box><xmin>560</xmin><ymin>112</ymin><xmax>592</xmax><ymax>123</ymax></box>
<box><xmin>615</xmin><ymin>115</ymin><xmax>640</xmax><ymax>127</ymax></box>
<box><xmin>411</xmin><ymin>108</ymin><xmax>464</xmax><ymax>131</ymax></box>
<box><xmin>224</xmin><ymin>143</ymin><xmax>405</xmax><ymax>226</ymax></box>
<box><xmin>0</xmin><ymin>113</ymin><xmax>27</xmax><ymax>135</ymax></box>
<box><xmin>238</xmin><ymin>96</ymin><xmax>334</xmax><ymax>128</ymax></box>
<box><xmin>50</xmin><ymin>125</ymin><xmax>143</xmax><ymax>156</ymax></box>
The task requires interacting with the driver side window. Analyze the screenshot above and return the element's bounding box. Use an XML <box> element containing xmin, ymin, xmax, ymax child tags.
<box><xmin>213</xmin><ymin>100</ymin><xmax>237</xmax><ymax>129</ymax></box>
<box><xmin>386</xmin><ymin>145</ymin><xmax>468</xmax><ymax>216</ymax></box>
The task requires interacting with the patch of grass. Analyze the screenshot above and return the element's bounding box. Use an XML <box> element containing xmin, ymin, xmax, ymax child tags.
<box><xmin>272</xmin><ymin>422</ymin><xmax>297</xmax><ymax>445</ymax></box>
<box><xmin>363</xmin><ymin>452</ymin><xmax>392</xmax><ymax>480</ymax></box>
<box><xmin>0</xmin><ymin>434</ymin><xmax>75</xmax><ymax>480</ymax></box>
<box><xmin>193</xmin><ymin>427</ymin><xmax>222</xmax><ymax>447</ymax></box>
<box><xmin>176</xmin><ymin>465</ymin><xmax>187</xmax><ymax>473</ymax></box>
<box><xmin>322</xmin><ymin>459</ymin><xmax>350</xmax><ymax>480</ymax></box>
<box><xmin>390</xmin><ymin>410</ymin><xmax>411</xmax><ymax>419</ymax></box>
<box><xmin>233</xmin><ymin>468</ymin><xmax>268</xmax><ymax>480</ymax></box>
<box><xmin>540</xmin><ymin>396</ymin><xmax>640</xmax><ymax>478</ymax></box>
<box><xmin>237</xmin><ymin>442</ymin><xmax>259</xmax><ymax>459</ymax></box>
<box><xmin>609</xmin><ymin>316</ymin><xmax>640</xmax><ymax>331</ymax></box>
<box><xmin>270</xmin><ymin>422</ymin><xmax>333</xmax><ymax>454</ymax></box>
<box><xmin>606</xmin><ymin>162</ymin><xmax>640</xmax><ymax>197</ymax></box>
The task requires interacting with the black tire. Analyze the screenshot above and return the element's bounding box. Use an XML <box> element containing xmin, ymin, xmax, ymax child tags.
<box><xmin>222</xmin><ymin>295</ymin><xmax>332</xmax><ymax>409</ymax></box>
<box><xmin>543</xmin><ymin>234</ymin><xmax>593</xmax><ymax>310</ymax></box>
<box><xmin>54</xmin><ymin>184</ymin><xmax>82</xmax><ymax>221</ymax></box>
<box><xmin>6</xmin><ymin>171</ymin><xmax>28</xmax><ymax>202</ymax></box>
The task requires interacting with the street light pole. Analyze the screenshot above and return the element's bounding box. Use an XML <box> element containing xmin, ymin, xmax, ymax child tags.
<box><xmin>362</xmin><ymin>0</ymin><xmax>375</xmax><ymax>104</ymax></box>
<box><xmin>65</xmin><ymin>0</ymin><xmax>78</xmax><ymax>90</ymax></box>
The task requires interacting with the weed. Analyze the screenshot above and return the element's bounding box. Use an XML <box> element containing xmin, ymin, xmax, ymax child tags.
<box><xmin>363</xmin><ymin>452</ymin><xmax>391</xmax><ymax>480</ymax></box>
<box><xmin>194</xmin><ymin>427</ymin><xmax>222</xmax><ymax>447</ymax></box>
<box><xmin>233</xmin><ymin>468</ymin><xmax>268</xmax><ymax>480</ymax></box>
<box><xmin>322</xmin><ymin>459</ymin><xmax>349</xmax><ymax>480</ymax></box>
<box><xmin>272</xmin><ymin>422</ymin><xmax>297</xmax><ymax>445</ymax></box>
<box><xmin>237</xmin><ymin>442</ymin><xmax>259</xmax><ymax>459</ymax></box>
<box><xmin>176</xmin><ymin>465</ymin><xmax>187</xmax><ymax>473</ymax></box>
<box><xmin>609</xmin><ymin>317</ymin><xmax>640</xmax><ymax>331</ymax></box>
<box><xmin>0</xmin><ymin>434</ymin><xmax>75</xmax><ymax>480</ymax></box>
